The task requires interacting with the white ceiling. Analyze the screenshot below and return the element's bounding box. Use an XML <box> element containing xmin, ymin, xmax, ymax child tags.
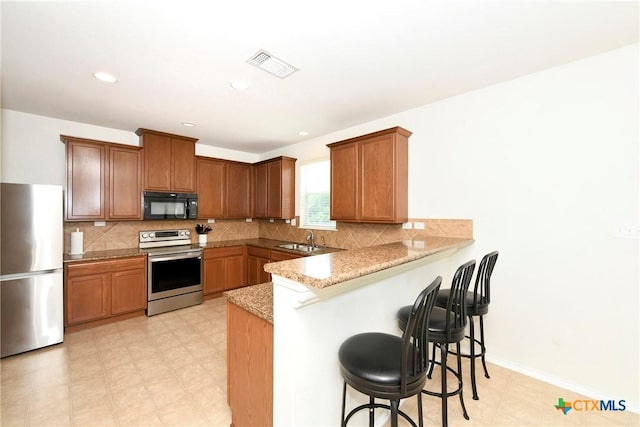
<box><xmin>1</xmin><ymin>1</ymin><xmax>638</xmax><ymax>154</ymax></box>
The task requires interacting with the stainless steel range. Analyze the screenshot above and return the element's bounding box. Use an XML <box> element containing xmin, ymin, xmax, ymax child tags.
<box><xmin>140</xmin><ymin>229</ymin><xmax>203</xmax><ymax>316</ymax></box>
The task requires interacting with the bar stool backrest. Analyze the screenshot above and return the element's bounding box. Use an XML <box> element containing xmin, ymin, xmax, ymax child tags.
<box><xmin>472</xmin><ymin>251</ymin><xmax>499</xmax><ymax>309</ymax></box>
<box><xmin>401</xmin><ymin>276</ymin><xmax>442</xmax><ymax>395</ymax></box>
<box><xmin>442</xmin><ymin>260</ymin><xmax>476</xmax><ymax>341</ymax></box>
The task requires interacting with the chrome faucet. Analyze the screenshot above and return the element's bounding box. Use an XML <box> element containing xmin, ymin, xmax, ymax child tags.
<box><xmin>305</xmin><ymin>229</ymin><xmax>315</xmax><ymax>248</ymax></box>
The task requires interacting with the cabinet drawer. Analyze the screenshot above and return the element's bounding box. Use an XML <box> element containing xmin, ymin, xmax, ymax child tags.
<box><xmin>204</xmin><ymin>246</ymin><xmax>244</xmax><ymax>259</ymax></box>
<box><xmin>66</xmin><ymin>256</ymin><xmax>146</xmax><ymax>278</ymax></box>
<box><xmin>247</xmin><ymin>246</ymin><xmax>270</xmax><ymax>259</ymax></box>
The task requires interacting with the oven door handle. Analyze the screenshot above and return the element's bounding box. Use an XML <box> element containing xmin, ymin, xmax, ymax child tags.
<box><xmin>148</xmin><ymin>252</ymin><xmax>202</xmax><ymax>263</ymax></box>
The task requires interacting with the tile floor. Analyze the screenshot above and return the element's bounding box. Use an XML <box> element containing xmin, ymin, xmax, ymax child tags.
<box><xmin>1</xmin><ymin>297</ymin><xmax>638</xmax><ymax>427</ymax></box>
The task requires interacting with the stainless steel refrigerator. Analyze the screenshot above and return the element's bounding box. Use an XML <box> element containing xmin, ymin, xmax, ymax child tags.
<box><xmin>1</xmin><ymin>183</ymin><xmax>64</xmax><ymax>358</ymax></box>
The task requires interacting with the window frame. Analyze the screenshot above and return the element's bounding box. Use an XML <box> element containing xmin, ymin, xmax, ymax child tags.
<box><xmin>298</xmin><ymin>157</ymin><xmax>336</xmax><ymax>231</ymax></box>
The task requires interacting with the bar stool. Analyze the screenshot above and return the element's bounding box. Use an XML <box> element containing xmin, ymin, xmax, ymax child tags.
<box><xmin>397</xmin><ymin>260</ymin><xmax>476</xmax><ymax>427</ymax></box>
<box><xmin>339</xmin><ymin>277</ymin><xmax>442</xmax><ymax>427</ymax></box>
<box><xmin>436</xmin><ymin>251</ymin><xmax>499</xmax><ymax>400</ymax></box>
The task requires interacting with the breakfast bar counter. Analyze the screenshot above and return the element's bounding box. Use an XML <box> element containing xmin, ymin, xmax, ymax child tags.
<box><xmin>225</xmin><ymin>236</ymin><xmax>473</xmax><ymax>427</ymax></box>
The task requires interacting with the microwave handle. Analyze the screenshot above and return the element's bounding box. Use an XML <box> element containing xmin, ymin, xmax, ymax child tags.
<box><xmin>185</xmin><ymin>200</ymin><xmax>190</xmax><ymax>219</ymax></box>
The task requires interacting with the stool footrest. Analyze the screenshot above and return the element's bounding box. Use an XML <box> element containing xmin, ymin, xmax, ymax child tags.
<box><xmin>344</xmin><ymin>402</ymin><xmax>418</xmax><ymax>427</ymax></box>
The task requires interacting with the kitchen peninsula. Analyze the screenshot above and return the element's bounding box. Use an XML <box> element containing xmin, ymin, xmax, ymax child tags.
<box><xmin>225</xmin><ymin>236</ymin><xmax>473</xmax><ymax>427</ymax></box>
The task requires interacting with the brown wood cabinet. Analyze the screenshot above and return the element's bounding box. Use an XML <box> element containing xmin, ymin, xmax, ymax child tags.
<box><xmin>269</xmin><ymin>249</ymin><xmax>303</xmax><ymax>262</ymax></box>
<box><xmin>252</xmin><ymin>157</ymin><xmax>296</xmax><ymax>219</ymax></box>
<box><xmin>203</xmin><ymin>246</ymin><xmax>246</xmax><ymax>295</ymax></box>
<box><xmin>246</xmin><ymin>246</ymin><xmax>271</xmax><ymax>286</ymax></box>
<box><xmin>62</xmin><ymin>135</ymin><xmax>142</xmax><ymax>221</ymax></box>
<box><xmin>227</xmin><ymin>300</ymin><xmax>273</xmax><ymax>427</ymax></box>
<box><xmin>64</xmin><ymin>256</ymin><xmax>146</xmax><ymax>330</ymax></box>
<box><xmin>226</xmin><ymin>161</ymin><xmax>251</xmax><ymax>218</ymax></box>
<box><xmin>136</xmin><ymin>128</ymin><xmax>197</xmax><ymax>192</ymax></box>
<box><xmin>197</xmin><ymin>157</ymin><xmax>251</xmax><ymax>219</ymax></box>
<box><xmin>328</xmin><ymin>127</ymin><xmax>411</xmax><ymax>223</ymax></box>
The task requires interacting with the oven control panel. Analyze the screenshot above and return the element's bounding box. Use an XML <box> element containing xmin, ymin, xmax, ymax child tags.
<box><xmin>139</xmin><ymin>229</ymin><xmax>191</xmax><ymax>248</ymax></box>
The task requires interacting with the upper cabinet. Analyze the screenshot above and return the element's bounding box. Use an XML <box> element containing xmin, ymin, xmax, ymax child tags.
<box><xmin>197</xmin><ymin>157</ymin><xmax>251</xmax><ymax>219</ymax></box>
<box><xmin>62</xmin><ymin>135</ymin><xmax>142</xmax><ymax>221</ymax></box>
<box><xmin>135</xmin><ymin>128</ymin><xmax>197</xmax><ymax>192</ymax></box>
<box><xmin>252</xmin><ymin>157</ymin><xmax>296</xmax><ymax>220</ymax></box>
<box><xmin>328</xmin><ymin>127</ymin><xmax>411</xmax><ymax>224</ymax></box>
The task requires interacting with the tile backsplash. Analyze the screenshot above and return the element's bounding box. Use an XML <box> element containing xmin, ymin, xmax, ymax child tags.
<box><xmin>64</xmin><ymin>218</ymin><xmax>472</xmax><ymax>253</ymax></box>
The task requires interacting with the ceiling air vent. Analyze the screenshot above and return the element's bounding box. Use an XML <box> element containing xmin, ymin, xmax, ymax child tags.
<box><xmin>247</xmin><ymin>49</ymin><xmax>298</xmax><ymax>79</ymax></box>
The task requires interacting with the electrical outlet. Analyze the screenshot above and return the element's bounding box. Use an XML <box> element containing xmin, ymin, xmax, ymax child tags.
<box><xmin>613</xmin><ymin>225</ymin><xmax>640</xmax><ymax>240</ymax></box>
<box><xmin>291</xmin><ymin>218</ymin><xmax>297</xmax><ymax>226</ymax></box>
<box><xmin>269</xmin><ymin>218</ymin><xmax>274</xmax><ymax>223</ymax></box>
<box><xmin>414</xmin><ymin>222</ymin><xmax>425</xmax><ymax>230</ymax></box>
<box><xmin>94</xmin><ymin>221</ymin><xmax>106</xmax><ymax>227</ymax></box>
<box><xmin>245</xmin><ymin>218</ymin><xmax>252</xmax><ymax>222</ymax></box>
<box><xmin>207</xmin><ymin>219</ymin><xmax>215</xmax><ymax>223</ymax></box>
<box><xmin>402</xmin><ymin>222</ymin><xmax>413</xmax><ymax>229</ymax></box>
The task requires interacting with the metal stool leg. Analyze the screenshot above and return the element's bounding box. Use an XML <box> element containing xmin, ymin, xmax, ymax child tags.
<box><xmin>469</xmin><ymin>315</ymin><xmax>479</xmax><ymax>400</ymax></box>
<box><xmin>456</xmin><ymin>342</ymin><xmax>470</xmax><ymax>420</ymax></box>
<box><xmin>440</xmin><ymin>342</ymin><xmax>448</xmax><ymax>427</ymax></box>
<box><xmin>479</xmin><ymin>315</ymin><xmax>490</xmax><ymax>379</ymax></box>
<box><xmin>341</xmin><ymin>382</ymin><xmax>347</xmax><ymax>427</ymax></box>
<box><xmin>417</xmin><ymin>391</ymin><xmax>424</xmax><ymax>427</ymax></box>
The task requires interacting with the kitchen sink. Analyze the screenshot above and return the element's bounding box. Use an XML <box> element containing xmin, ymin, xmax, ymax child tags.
<box><xmin>277</xmin><ymin>243</ymin><xmax>323</xmax><ymax>253</ymax></box>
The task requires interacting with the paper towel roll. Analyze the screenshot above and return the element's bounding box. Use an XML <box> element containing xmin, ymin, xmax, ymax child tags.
<box><xmin>70</xmin><ymin>229</ymin><xmax>84</xmax><ymax>254</ymax></box>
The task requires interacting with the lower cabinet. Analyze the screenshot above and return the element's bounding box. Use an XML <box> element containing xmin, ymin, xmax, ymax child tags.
<box><xmin>203</xmin><ymin>246</ymin><xmax>246</xmax><ymax>295</ymax></box>
<box><xmin>246</xmin><ymin>246</ymin><xmax>271</xmax><ymax>286</ymax></box>
<box><xmin>227</xmin><ymin>300</ymin><xmax>273</xmax><ymax>427</ymax></box>
<box><xmin>269</xmin><ymin>249</ymin><xmax>303</xmax><ymax>262</ymax></box>
<box><xmin>64</xmin><ymin>256</ymin><xmax>146</xmax><ymax>329</ymax></box>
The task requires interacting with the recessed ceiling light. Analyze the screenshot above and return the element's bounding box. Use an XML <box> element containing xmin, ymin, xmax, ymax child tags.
<box><xmin>298</xmin><ymin>131</ymin><xmax>309</xmax><ymax>136</ymax></box>
<box><xmin>230</xmin><ymin>80</ymin><xmax>249</xmax><ymax>91</ymax></box>
<box><xmin>182</xmin><ymin>122</ymin><xmax>196</xmax><ymax>127</ymax></box>
<box><xmin>93</xmin><ymin>71</ymin><xmax>118</xmax><ymax>83</ymax></box>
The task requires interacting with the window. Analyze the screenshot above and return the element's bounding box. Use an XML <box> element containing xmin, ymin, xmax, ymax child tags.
<box><xmin>299</xmin><ymin>159</ymin><xmax>336</xmax><ymax>230</ymax></box>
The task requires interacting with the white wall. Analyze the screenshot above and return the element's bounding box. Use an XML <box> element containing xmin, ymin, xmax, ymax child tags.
<box><xmin>0</xmin><ymin>110</ymin><xmax>258</xmax><ymax>185</ymax></box>
<box><xmin>2</xmin><ymin>44</ymin><xmax>637</xmax><ymax>409</ymax></box>
<box><xmin>268</xmin><ymin>44</ymin><xmax>640</xmax><ymax>409</ymax></box>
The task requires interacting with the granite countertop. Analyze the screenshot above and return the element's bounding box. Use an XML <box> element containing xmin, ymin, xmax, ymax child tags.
<box><xmin>63</xmin><ymin>238</ymin><xmax>341</xmax><ymax>263</ymax></box>
<box><xmin>224</xmin><ymin>282</ymin><xmax>273</xmax><ymax>324</ymax></box>
<box><xmin>264</xmin><ymin>237</ymin><xmax>474</xmax><ymax>289</ymax></box>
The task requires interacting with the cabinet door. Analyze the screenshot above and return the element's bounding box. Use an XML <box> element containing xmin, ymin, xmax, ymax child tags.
<box><xmin>65</xmin><ymin>140</ymin><xmax>107</xmax><ymax>220</ymax></box>
<box><xmin>246</xmin><ymin>247</ymin><xmax>271</xmax><ymax>286</ymax></box>
<box><xmin>359</xmin><ymin>135</ymin><xmax>396</xmax><ymax>222</ymax></box>
<box><xmin>267</xmin><ymin>161</ymin><xmax>282</xmax><ymax>218</ymax></box>
<box><xmin>109</xmin><ymin>146</ymin><xmax>142</xmax><ymax>219</ymax></box>
<box><xmin>65</xmin><ymin>274</ymin><xmax>110</xmax><ymax>325</ymax></box>
<box><xmin>197</xmin><ymin>157</ymin><xmax>226</xmax><ymax>219</ymax></box>
<box><xmin>203</xmin><ymin>257</ymin><xmax>225</xmax><ymax>295</ymax></box>
<box><xmin>254</xmin><ymin>163</ymin><xmax>268</xmax><ymax>218</ymax></box>
<box><xmin>226</xmin><ymin>162</ymin><xmax>251</xmax><ymax>218</ymax></box>
<box><xmin>224</xmin><ymin>254</ymin><xmax>246</xmax><ymax>291</ymax></box>
<box><xmin>143</xmin><ymin>133</ymin><xmax>172</xmax><ymax>191</ymax></box>
<box><xmin>279</xmin><ymin>158</ymin><xmax>296</xmax><ymax>219</ymax></box>
<box><xmin>330</xmin><ymin>142</ymin><xmax>358</xmax><ymax>221</ymax></box>
<box><xmin>171</xmin><ymin>138</ymin><xmax>196</xmax><ymax>192</ymax></box>
<box><xmin>111</xmin><ymin>268</ymin><xmax>146</xmax><ymax>315</ymax></box>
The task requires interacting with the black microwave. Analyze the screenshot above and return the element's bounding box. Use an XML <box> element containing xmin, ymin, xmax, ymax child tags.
<box><xmin>143</xmin><ymin>191</ymin><xmax>198</xmax><ymax>220</ymax></box>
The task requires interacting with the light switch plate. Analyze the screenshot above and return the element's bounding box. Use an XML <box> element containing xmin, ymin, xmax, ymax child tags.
<box><xmin>207</xmin><ymin>219</ymin><xmax>215</xmax><ymax>223</ymax></box>
<box><xmin>414</xmin><ymin>222</ymin><xmax>425</xmax><ymax>230</ymax></box>
<box><xmin>402</xmin><ymin>222</ymin><xmax>413</xmax><ymax>229</ymax></box>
